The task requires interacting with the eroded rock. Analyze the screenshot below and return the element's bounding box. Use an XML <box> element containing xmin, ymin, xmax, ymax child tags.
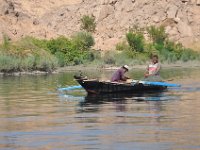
<box><xmin>178</xmin><ymin>21</ymin><xmax>193</xmax><ymax>37</ymax></box>
<box><xmin>1</xmin><ymin>0</ymin><xmax>200</xmax><ymax>50</ymax></box>
<box><xmin>98</xmin><ymin>5</ymin><xmax>114</xmax><ymax>21</ymax></box>
<box><xmin>167</xmin><ymin>5</ymin><xmax>178</xmax><ymax>19</ymax></box>
<box><xmin>197</xmin><ymin>0</ymin><xmax>200</xmax><ymax>5</ymax></box>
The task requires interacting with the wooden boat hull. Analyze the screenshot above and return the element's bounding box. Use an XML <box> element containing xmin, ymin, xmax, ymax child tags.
<box><xmin>74</xmin><ymin>77</ymin><xmax>167</xmax><ymax>94</ymax></box>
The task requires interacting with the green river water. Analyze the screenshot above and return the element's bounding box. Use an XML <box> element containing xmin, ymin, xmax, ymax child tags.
<box><xmin>0</xmin><ymin>68</ymin><xmax>200</xmax><ymax>150</ymax></box>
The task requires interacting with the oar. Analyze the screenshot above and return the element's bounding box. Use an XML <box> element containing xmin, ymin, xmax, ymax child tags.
<box><xmin>131</xmin><ymin>80</ymin><xmax>181</xmax><ymax>87</ymax></box>
<box><xmin>58</xmin><ymin>85</ymin><xmax>82</xmax><ymax>91</ymax></box>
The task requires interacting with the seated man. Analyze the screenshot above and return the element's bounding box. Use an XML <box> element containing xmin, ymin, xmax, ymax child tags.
<box><xmin>111</xmin><ymin>65</ymin><xmax>130</xmax><ymax>82</ymax></box>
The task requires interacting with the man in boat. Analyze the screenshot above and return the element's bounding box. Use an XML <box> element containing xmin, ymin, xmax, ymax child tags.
<box><xmin>144</xmin><ymin>54</ymin><xmax>162</xmax><ymax>81</ymax></box>
<box><xmin>111</xmin><ymin>65</ymin><xmax>130</xmax><ymax>82</ymax></box>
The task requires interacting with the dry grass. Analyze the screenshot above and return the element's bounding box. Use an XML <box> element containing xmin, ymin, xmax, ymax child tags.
<box><xmin>188</xmin><ymin>42</ymin><xmax>200</xmax><ymax>51</ymax></box>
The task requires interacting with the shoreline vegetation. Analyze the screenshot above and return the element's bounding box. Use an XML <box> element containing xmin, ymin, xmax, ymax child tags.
<box><xmin>1</xmin><ymin>15</ymin><xmax>200</xmax><ymax>76</ymax></box>
<box><xmin>1</xmin><ymin>63</ymin><xmax>200</xmax><ymax>76</ymax></box>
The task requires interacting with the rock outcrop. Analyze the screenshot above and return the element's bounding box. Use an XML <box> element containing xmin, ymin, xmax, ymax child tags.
<box><xmin>0</xmin><ymin>0</ymin><xmax>200</xmax><ymax>50</ymax></box>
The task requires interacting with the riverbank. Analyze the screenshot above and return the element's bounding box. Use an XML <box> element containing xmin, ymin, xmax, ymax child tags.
<box><xmin>54</xmin><ymin>60</ymin><xmax>200</xmax><ymax>72</ymax></box>
<box><xmin>1</xmin><ymin>26</ymin><xmax>200</xmax><ymax>75</ymax></box>
<box><xmin>1</xmin><ymin>61</ymin><xmax>200</xmax><ymax>76</ymax></box>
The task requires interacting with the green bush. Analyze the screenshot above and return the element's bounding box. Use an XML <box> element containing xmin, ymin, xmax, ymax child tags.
<box><xmin>103</xmin><ymin>51</ymin><xmax>116</xmax><ymax>64</ymax></box>
<box><xmin>84</xmin><ymin>50</ymin><xmax>100</xmax><ymax>62</ymax></box>
<box><xmin>180</xmin><ymin>49</ymin><xmax>198</xmax><ymax>62</ymax></box>
<box><xmin>123</xmin><ymin>49</ymin><xmax>138</xmax><ymax>59</ymax></box>
<box><xmin>0</xmin><ymin>52</ymin><xmax>58</xmax><ymax>72</ymax></box>
<box><xmin>147</xmin><ymin>26</ymin><xmax>167</xmax><ymax>45</ymax></box>
<box><xmin>1</xmin><ymin>34</ymin><xmax>11</xmax><ymax>51</ymax></box>
<box><xmin>46</xmin><ymin>36</ymin><xmax>78</xmax><ymax>66</ymax></box>
<box><xmin>126</xmin><ymin>31</ymin><xmax>144</xmax><ymax>52</ymax></box>
<box><xmin>18</xmin><ymin>56</ymin><xmax>35</xmax><ymax>71</ymax></box>
<box><xmin>116</xmin><ymin>41</ymin><xmax>129</xmax><ymax>51</ymax></box>
<box><xmin>116</xmin><ymin>25</ymin><xmax>200</xmax><ymax>63</ymax></box>
<box><xmin>166</xmin><ymin>53</ymin><xmax>178</xmax><ymax>63</ymax></box>
<box><xmin>55</xmin><ymin>52</ymin><xmax>66</xmax><ymax>67</ymax></box>
<box><xmin>73</xmin><ymin>57</ymin><xmax>83</xmax><ymax>65</ymax></box>
<box><xmin>0</xmin><ymin>33</ymin><xmax>98</xmax><ymax>72</ymax></box>
<box><xmin>114</xmin><ymin>50</ymin><xmax>148</xmax><ymax>65</ymax></box>
<box><xmin>144</xmin><ymin>43</ymin><xmax>158</xmax><ymax>56</ymax></box>
<box><xmin>21</xmin><ymin>36</ymin><xmax>48</xmax><ymax>50</ymax></box>
<box><xmin>114</xmin><ymin>51</ymin><xmax>131</xmax><ymax>65</ymax></box>
<box><xmin>0</xmin><ymin>35</ymin><xmax>59</xmax><ymax>72</ymax></box>
<box><xmin>47</xmin><ymin>36</ymin><xmax>73</xmax><ymax>54</ymax></box>
<box><xmin>0</xmin><ymin>54</ymin><xmax>18</xmax><ymax>72</ymax></box>
<box><xmin>72</xmin><ymin>32</ymin><xmax>95</xmax><ymax>51</ymax></box>
<box><xmin>154</xmin><ymin>43</ymin><xmax>165</xmax><ymax>51</ymax></box>
<box><xmin>164</xmin><ymin>40</ymin><xmax>176</xmax><ymax>52</ymax></box>
<box><xmin>80</xmin><ymin>15</ymin><xmax>96</xmax><ymax>32</ymax></box>
<box><xmin>45</xmin><ymin>33</ymin><xmax>95</xmax><ymax>66</ymax></box>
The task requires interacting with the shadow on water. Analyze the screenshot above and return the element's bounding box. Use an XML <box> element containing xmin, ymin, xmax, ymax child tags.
<box><xmin>57</xmin><ymin>88</ymin><xmax>182</xmax><ymax>114</ymax></box>
<box><xmin>58</xmin><ymin>88</ymin><xmax>181</xmax><ymax>105</ymax></box>
<box><xmin>83</xmin><ymin>89</ymin><xmax>181</xmax><ymax>103</ymax></box>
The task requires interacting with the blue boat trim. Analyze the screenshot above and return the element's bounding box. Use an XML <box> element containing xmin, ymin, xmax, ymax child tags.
<box><xmin>58</xmin><ymin>85</ymin><xmax>82</xmax><ymax>91</ymax></box>
<box><xmin>131</xmin><ymin>80</ymin><xmax>181</xmax><ymax>87</ymax></box>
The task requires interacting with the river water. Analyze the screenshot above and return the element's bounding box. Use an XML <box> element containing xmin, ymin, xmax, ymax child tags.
<box><xmin>0</xmin><ymin>68</ymin><xmax>200</xmax><ymax>150</ymax></box>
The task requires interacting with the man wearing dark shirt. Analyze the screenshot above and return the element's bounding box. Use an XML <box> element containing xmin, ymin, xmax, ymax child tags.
<box><xmin>111</xmin><ymin>65</ymin><xmax>129</xmax><ymax>82</ymax></box>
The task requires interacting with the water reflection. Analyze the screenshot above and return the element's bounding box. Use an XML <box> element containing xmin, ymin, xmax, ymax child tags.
<box><xmin>59</xmin><ymin>89</ymin><xmax>181</xmax><ymax>103</ymax></box>
<box><xmin>57</xmin><ymin>89</ymin><xmax>181</xmax><ymax>116</ymax></box>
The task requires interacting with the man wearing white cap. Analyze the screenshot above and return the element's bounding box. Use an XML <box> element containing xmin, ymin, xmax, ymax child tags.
<box><xmin>111</xmin><ymin>65</ymin><xmax>130</xmax><ymax>82</ymax></box>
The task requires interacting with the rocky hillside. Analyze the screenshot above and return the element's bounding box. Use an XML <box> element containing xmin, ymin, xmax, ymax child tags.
<box><xmin>0</xmin><ymin>0</ymin><xmax>200</xmax><ymax>50</ymax></box>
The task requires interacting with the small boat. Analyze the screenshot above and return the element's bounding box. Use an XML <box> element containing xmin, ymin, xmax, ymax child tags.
<box><xmin>73</xmin><ymin>75</ymin><xmax>179</xmax><ymax>94</ymax></box>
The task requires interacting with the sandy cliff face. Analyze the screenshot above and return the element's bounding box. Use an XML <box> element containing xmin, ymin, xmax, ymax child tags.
<box><xmin>0</xmin><ymin>0</ymin><xmax>200</xmax><ymax>50</ymax></box>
